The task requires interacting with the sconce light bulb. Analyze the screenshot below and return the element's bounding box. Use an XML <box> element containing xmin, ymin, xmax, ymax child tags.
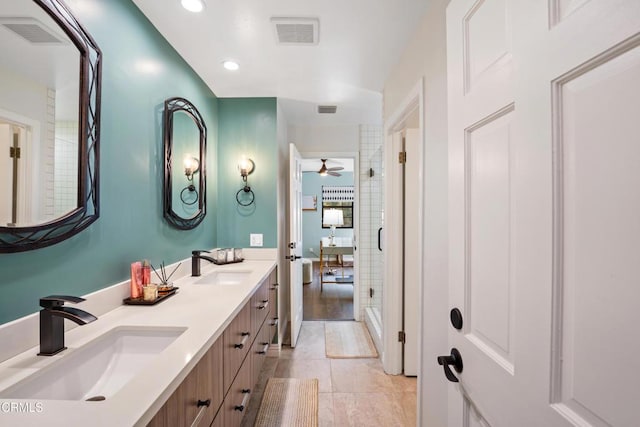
<box><xmin>239</xmin><ymin>157</ymin><xmax>248</xmax><ymax>172</ymax></box>
<box><xmin>184</xmin><ymin>156</ymin><xmax>200</xmax><ymax>181</ymax></box>
<box><xmin>184</xmin><ymin>159</ymin><xmax>193</xmax><ymax>177</ymax></box>
<box><xmin>238</xmin><ymin>156</ymin><xmax>255</xmax><ymax>178</ymax></box>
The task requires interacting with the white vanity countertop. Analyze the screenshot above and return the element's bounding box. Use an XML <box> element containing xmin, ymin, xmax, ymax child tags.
<box><xmin>0</xmin><ymin>259</ymin><xmax>276</xmax><ymax>427</ymax></box>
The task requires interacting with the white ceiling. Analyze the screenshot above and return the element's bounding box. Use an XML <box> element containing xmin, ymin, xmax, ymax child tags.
<box><xmin>131</xmin><ymin>0</ymin><xmax>429</xmax><ymax>126</ymax></box>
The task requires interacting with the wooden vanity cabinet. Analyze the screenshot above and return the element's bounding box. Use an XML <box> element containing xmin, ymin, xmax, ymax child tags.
<box><xmin>147</xmin><ymin>265</ymin><xmax>277</xmax><ymax>427</ymax></box>
<box><xmin>147</xmin><ymin>336</ymin><xmax>223</xmax><ymax>427</ymax></box>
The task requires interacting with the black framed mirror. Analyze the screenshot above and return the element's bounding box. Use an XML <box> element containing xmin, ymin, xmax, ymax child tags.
<box><xmin>163</xmin><ymin>97</ymin><xmax>207</xmax><ymax>230</ymax></box>
<box><xmin>0</xmin><ymin>0</ymin><xmax>102</xmax><ymax>253</ymax></box>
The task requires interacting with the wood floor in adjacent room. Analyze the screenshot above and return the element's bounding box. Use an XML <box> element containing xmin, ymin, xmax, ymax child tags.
<box><xmin>303</xmin><ymin>261</ymin><xmax>354</xmax><ymax>321</ymax></box>
<box><xmin>241</xmin><ymin>321</ymin><xmax>417</xmax><ymax>427</ymax></box>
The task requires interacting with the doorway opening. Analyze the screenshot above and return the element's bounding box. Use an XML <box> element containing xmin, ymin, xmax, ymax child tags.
<box><xmin>300</xmin><ymin>157</ymin><xmax>356</xmax><ymax>321</ymax></box>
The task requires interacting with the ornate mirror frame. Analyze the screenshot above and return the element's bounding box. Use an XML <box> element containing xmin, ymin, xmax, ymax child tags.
<box><xmin>0</xmin><ymin>0</ymin><xmax>102</xmax><ymax>253</ymax></box>
<box><xmin>163</xmin><ymin>97</ymin><xmax>207</xmax><ymax>230</ymax></box>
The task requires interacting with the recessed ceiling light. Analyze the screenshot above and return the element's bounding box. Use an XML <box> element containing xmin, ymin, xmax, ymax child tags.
<box><xmin>181</xmin><ymin>0</ymin><xmax>205</xmax><ymax>13</ymax></box>
<box><xmin>223</xmin><ymin>60</ymin><xmax>239</xmax><ymax>71</ymax></box>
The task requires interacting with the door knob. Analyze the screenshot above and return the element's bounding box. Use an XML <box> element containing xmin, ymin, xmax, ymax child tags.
<box><xmin>437</xmin><ymin>348</ymin><xmax>463</xmax><ymax>383</ymax></box>
<box><xmin>285</xmin><ymin>255</ymin><xmax>302</xmax><ymax>262</ymax></box>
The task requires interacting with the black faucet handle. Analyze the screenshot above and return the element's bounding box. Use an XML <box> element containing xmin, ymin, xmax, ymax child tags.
<box><xmin>192</xmin><ymin>250</ymin><xmax>211</xmax><ymax>256</ymax></box>
<box><xmin>40</xmin><ymin>295</ymin><xmax>85</xmax><ymax>308</ymax></box>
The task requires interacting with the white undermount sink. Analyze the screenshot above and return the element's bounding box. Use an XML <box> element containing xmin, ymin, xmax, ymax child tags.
<box><xmin>0</xmin><ymin>326</ymin><xmax>185</xmax><ymax>401</ymax></box>
<box><xmin>193</xmin><ymin>270</ymin><xmax>251</xmax><ymax>285</ymax></box>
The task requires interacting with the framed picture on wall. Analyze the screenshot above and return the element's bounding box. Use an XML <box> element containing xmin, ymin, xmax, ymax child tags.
<box><xmin>302</xmin><ymin>195</ymin><xmax>317</xmax><ymax>211</ymax></box>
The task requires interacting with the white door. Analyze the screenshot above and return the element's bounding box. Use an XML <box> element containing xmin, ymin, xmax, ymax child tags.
<box><xmin>0</xmin><ymin>124</ymin><xmax>12</xmax><ymax>225</ymax></box>
<box><xmin>289</xmin><ymin>143</ymin><xmax>304</xmax><ymax>347</ymax></box>
<box><xmin>446</xmin><ymin>0</ymin><xmax>640</xmax><ymax>426</ymax></box>
<box><xmin>404</xmin><ymin>128</ymin><xmax>420</xmax><ymax>376</ymax></box>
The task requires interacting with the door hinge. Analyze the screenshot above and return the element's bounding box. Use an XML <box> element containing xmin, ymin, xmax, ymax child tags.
<box><xmin>369</xmin><ymin>288</ymin><xmax>374</xmax><ymax>298</ymax></box>
<box><xmin>398</xmin><ymin>331</ymin><xmax>406</xmax><ymax>344</ymax></box>
<box><xmin>9</xmin><ymin>146</ymin><xmax>20</xmax><ymax>159</ymax></box>
<box><xmin>398</xmin><ymin>151</ymin><xmax>406</xmax><ymax>164</ymax></box>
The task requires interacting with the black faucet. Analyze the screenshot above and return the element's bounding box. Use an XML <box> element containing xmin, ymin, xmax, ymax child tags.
<box><xmin>38</xmin><ymin>295</ymin><xmax>97</xmax><ymax>356</ymax></box>
<box><xmin>192</xmin><ymin>250</ymin><xmax>216</xmax><ymax>276</ymax></box>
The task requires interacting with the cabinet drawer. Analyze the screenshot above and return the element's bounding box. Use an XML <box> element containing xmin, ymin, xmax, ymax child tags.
<box><xmin>223</xmin><ymin>302</ymin><xmax>251</xmax><ymax>393</ymax></box>
<box><xmin>194</xmin><ymin>337</ymin><xmax>224</xmax><ymax>426</ymax></box>
<box><xmin>268</xmin><ymin>272</ymin><xmax>278</xmax><ymax>318</ymax></box>
<box><xmin>220</xmin><ymin>356</ymin><xmax>252</xmax><ymax>427</ymax></box>
<box><xmin>250</xmin><ymin>278</ymin><xmax>270</xmax><ymax>337</ymax></box>
<box><xmin>268</xmin><ymin>315</ymin><xmax>278</xmax><ymax>346</ymax></box>
<box><xmin>250</xmin><ymin>320</ymin><xmax>271</xmax><ymax>387</ymax></box>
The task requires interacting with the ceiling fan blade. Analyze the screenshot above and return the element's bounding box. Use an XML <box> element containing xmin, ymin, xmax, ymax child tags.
<box><xmin>327</xmin><ymin>171</ymin><xmax>341</xmax><ymax>177</ymax></box>
<box><xmin>327</xmin><ymin>166</ymin><xmax>344</xmax><ymax>171</ymax></box>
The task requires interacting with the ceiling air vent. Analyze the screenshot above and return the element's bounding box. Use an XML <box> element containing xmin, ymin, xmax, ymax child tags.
<box><xmin>0</xmin><ymin>18</ymin><xmax>67</xmax><ymax>44</ymax></box>
<box><xmin>271</xmin><ymin>17</ymin><xmax>319</xmax><ymax>45</ymax></box>
<box><xmin>318</xmin><ymin>105</ymin><xmax>337</xmax><ymax>114</ymax></box>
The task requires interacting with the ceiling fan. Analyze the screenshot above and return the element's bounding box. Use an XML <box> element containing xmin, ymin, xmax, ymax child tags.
<box><xmin>317</xmin><ymin>159</ymin><xmax>344</xmax><ymax>177</ymax></box>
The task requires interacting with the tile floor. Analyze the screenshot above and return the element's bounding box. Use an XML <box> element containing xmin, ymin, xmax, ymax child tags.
<box><xmin>241</xmin><ymin>321</ymin><xmax>417</xmax><ymax>427</ymax></box>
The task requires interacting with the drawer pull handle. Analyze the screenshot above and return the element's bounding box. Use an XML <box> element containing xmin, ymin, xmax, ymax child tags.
<box><xmin>258</xmin><ymin>301</ymin><xmax>269</xmax><ymax>310</ymax></box>
<box><xmin>270</xmin><ymin>283</ymin><xmax>279</xmax><ymax>290</ymax></box>
<box><xmin>190</xmin><ymin>399</ymin><xmax>211</xmax><ymax>427</ymax></box>
<box><xmin>235</xmin><ymin>332</ymin><xmax>250</xmax><ymax>349</ymax></box>
<box><xmin>270</xmin><ymin>318</ymin><xmax>279</xmax><ymax>327</ymax></box>
<box><xmin>258</xmin><ymin>342</ymin><xmax>269</xmax><ymax>354</ymax></box>
<box><xmin>234</xmin><ymin>389</ymin><xmax>251</xmax><ymax>412</ymax></box>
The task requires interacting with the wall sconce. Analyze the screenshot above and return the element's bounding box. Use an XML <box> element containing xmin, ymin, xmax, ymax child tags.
<box><xmin>236</xmin><ymin>156</ymin><xmax>255</xmax><ymax>206</ymax></box>
<box><xmin>181</xmin><ymin>155</ymin><xmax>200</xmax><ymax>205</ymax></box>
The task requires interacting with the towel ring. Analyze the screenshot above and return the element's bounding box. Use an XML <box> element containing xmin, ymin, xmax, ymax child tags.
<box><xmin>236</xmin><ymin>186</ymin><xmax>255</xmax><ymax>206</ymax></box>
<box><xmin>180</xmin><ymin>185</ymin><xmax>199</xmax><ymax>205</ymax></box>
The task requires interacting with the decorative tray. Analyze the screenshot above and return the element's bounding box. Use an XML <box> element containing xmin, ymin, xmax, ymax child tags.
<box><xmin>212</xmin><ymin>258</ymin><xmax>244</xmax><ymax>265</ymax></box>
<box><xmin>123</xmin><ymin>287</ymin><xmax>179</xmax><ymax>305</ymax></box>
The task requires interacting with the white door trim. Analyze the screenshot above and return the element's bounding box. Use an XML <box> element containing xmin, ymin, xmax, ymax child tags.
<box><xmin>299</xmin><ymin>150</ymin><xmax>360</xmax><ymax>321</ymax></box>
<box><xmin>382</xmin><ymin>78</ymin><xmax>425</xmax><ymax>379</ymax></box>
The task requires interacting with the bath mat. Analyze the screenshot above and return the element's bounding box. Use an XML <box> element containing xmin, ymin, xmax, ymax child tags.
<box><xmin>254</xmin><ymin>378</ymin><xmax>319</xmax><ymax>427</ymax></box>
<box><xmin>325</xmin><ymin>321</ymin><xmax>378</xmax><ymax>358</ymax></box>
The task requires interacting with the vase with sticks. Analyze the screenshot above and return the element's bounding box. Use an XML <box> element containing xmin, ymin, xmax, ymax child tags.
<box><xmin>151</xmin><ymin>261</ymin><xmax>181</xmax><ymax>292</ymax></box>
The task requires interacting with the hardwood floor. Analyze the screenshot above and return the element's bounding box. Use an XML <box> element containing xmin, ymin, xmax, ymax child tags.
<box><xmin>241</xmin><ymin>321</ymin><xmax>417</xmax><ymax>427</ymax></box>
<box><xmin>303</xmin><ymin>261</ymin><xmax>354</xmax><ymax>321</ymax></box>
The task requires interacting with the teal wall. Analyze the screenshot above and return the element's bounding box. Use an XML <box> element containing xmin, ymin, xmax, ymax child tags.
<box><xmin>302</xmin><ymin>172</ymin><xmax>354</xmax><ymax>258</ymax></box>
<box><xmin>0</xmin><ymin>0</ymin><xmax>218</xmax><ymax>324</ymax></box>
<box><xmin>217</xmin><ymin>98</ymin><xmax>278</xmax><ymax>248</ymax></box>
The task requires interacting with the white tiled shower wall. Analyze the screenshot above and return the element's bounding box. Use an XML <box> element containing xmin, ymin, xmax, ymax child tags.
<box><xmin>359</xmin><ymin>124</ymin><xmax>384</xmax><ymax>321</ymax></box>
<box><xmin>42</xmin><ymin>89</ymin><xmax>56</xmax><ymax>220</ymax></box>
<box><xmin>54</xmin><ymin>120</ymin><xmax>78</xmax><ymax>216</ymax></box>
